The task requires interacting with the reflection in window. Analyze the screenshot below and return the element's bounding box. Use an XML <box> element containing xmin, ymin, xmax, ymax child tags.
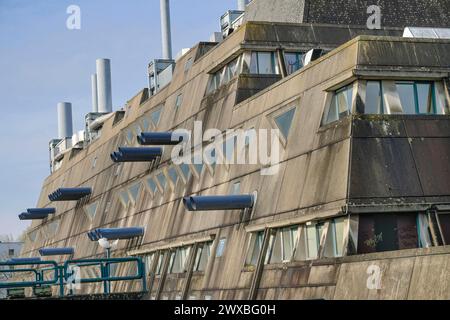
<box><xmin>357</xmin><ymin>213</ymin><xmax>420</xmax><ymax>254</ymax></box>
<box><xmin>216</xmin><ymin>238</ymin><xmax>227</xmax><ymax>257</ymax></box>
<box><xmin>146</xmin><ymin>177</ymin><xmax>158</xmax><ymax>194</ymax></box>
<box><xmin>169</xmin><ymin>246</ymin><xmax>191</xmax><ymax>274</ymax></box>
<box><xmin>128</xmin><ymin>182</ymin><xmax>142</xmax><ymax>203</ymax></box>
<box><xmin>323</xmin><ymin>84</ymin><xmax>353</xmax><ymax>125</ymax></box>
<box><xmin>85</xmin><ymin>202</ymin><xmax>99</xmax><ymax>220</ymax></box>
<box><xmin>284</xmin><ymin>52</ymin><xmax>304</xmax><ymax>75</ymax></box>
<box><xmin>266</xmin><ymin>226</ymin><xmax>298</xmax><ymax>264</ymax></box>
<box><xmin>250</xmin><ymin>52</ymin><xmax>278</xmax><ymax>75</ymax></box>
<box><xmin>194</xmin><ymin>242</ymin><xmax>212</xmax><ymax>272</ymax></box>
<box><xmin>245</xmin><ymin>232</ymin><xmax>264</xmax><ymax>266</ymax></box>
<box><xmin>396</xmin><ymin>81</ymin><xmax>437</xmax><ymax>114</ymax></box>
<box><xmin>157</xmin><ymin>173</ymin><xmax>167</xmax><ymax>191</ymax></box>
<box><xmin>365</xmin><ymin>81</ymin><xmax>384</xmax><ymax>114</ymax></box>
<box><xmin>274</xmin><ymin>108</ymin><xmax>296</xmax><ymax>140</ymax></box>
<box><xmin>296</xmin><ymin>223</ymin><xmax>324</xmax><ymax>261</ymax></box>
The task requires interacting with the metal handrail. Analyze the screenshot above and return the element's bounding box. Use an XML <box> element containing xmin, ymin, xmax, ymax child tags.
<box><xmin>0</xmin><ymin>261</ymin><xmax>59</xmax><ymax>289</ymax></box>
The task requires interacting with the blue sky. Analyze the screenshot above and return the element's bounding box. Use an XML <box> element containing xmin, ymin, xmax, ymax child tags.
<box><xmin>0</xmin><ymin>0</ymin><xmax>234</xmax><ymax>239</ymax></box>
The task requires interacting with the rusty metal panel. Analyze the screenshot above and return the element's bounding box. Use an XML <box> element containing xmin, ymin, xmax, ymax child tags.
<box><xmin>349</xmin><ymin>138</ymin><xmax>423</xmax><ymax>199</ymax></box>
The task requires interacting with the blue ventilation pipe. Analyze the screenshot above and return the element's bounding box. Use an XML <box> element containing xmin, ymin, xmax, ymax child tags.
<box><xmin>39</xmin><ymin>248</ymin><xmax>75</xmax><ymax>256</ymax></box>
<box><xmin>8</xmin><ymin>257</ymin><xmax>42</xmax><ymax>264</ymax></box>
<box><xmin>19</xmin><ymin>208</ymin><xmax>55</xmax><ymax>220</ymax></box>
<box><xmin>87</xmin><ymin>227</ymin><xmax>144</xmax><ymax>241</ymax></box>
<box><xmin>138</xmin><ymin>132</ymin><xmax>184</xmax><ymax>145</ymax></box>
<box><xmin>110</xmin><ymin>147</ymin><xmax>163</xmax><ymax>163</ymax></box>
<box><xmin>183</xmin><ymin>195</ymin><xmax>255</xmax><ymax>211</ymax></box>
<box><xmin>48</xmin><ymin>188</ymin><xmax>92</xmax><ymax>201</ymax></box>
<box><xmin>87</xmin><ymin>231</ymin><xmax>100</xmax><ymax>241</ymax></box>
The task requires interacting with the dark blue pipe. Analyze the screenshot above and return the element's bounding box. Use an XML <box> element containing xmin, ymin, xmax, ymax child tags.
<box><xmin>39</xmin><ymin>248</ymin><xmax>74</xmax><ymax>256</ymax></box>
<box><xmin>94</xmin><ymin>227</ymin><xmax>144</xmax><ymax>240</ymax></box>
<box><xmin>27</xmin><ymin>208</ymin><xmax>56</xmax><ymax>215</ymax></box>
<box><xmin>8</xmin><ymin>257</ymin><xmax>41</xmax><ymax>264</ymax></box>
<box><xmin>110</xmin><ymin>147</ymin><xmax>162</xmax><ymax>163</ymax></box>
<box><xmin>87</xmin><ymin>231</ymin><xmax>100</xmax><ymax>241</ymax></box>
<box><xmin>19</xmin><ymin>212</ymin><xmax>49</xmax><ymax>220</ymax></box>
<box><xmin>183</xmin><ymin>195</ymin><xmax>255</xmax><ymax>211</ymax></box>
<box><xmin>138</xmin><ymin>132</ymin><xmax>183</xmax><ymax>146</ymax></box>
<box><xmin>48</xmin><ymin>188</ymin><xmax>92</xmax><ymax>201</ymax></box>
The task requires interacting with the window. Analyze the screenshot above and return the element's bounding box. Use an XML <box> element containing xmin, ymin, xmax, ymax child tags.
<box><xmin>206</xmin><ymin>56</ymin><xmax>242</xmax><ymax>94</ymax></box>
<box><xmin>184</xmin><ymin>57</ymin><xmax>193</xmax><ymax>72</ymax></box>
<box><xmin>365</xmin><ymin>81</ymin><xmax>384</xmax><ymax>114</ymax></box>
<box><xmin>194</xmin><ymin>242</ymin><xmax>212</xmax><ymax>272</ymax></box>
<box><xmin>266</xmin><ymin>226</ymin><xmax>298</xmax><ymax>264</ymax></box>
<box><xmin>167</xmin><ymin>167</ymin><xmax>179</xmax><ymax>186</ymax></box>
<box><xmin>179</xmin><ymin>163</ymin><xmax>192</xmax><ymax>181</ymax></box>
<box><xmin>169</xmin><ymin>246</ymin><xmax>191</xmax><ymax>274</ymax></box>
<box><xmin>216</xmin><ymin>238</ymin><xmax>227</xmax><ymax>257</ymax></box>
<box><xmin>128</xmin><ymin>182</ymin><xmax>142</xmax><ymax>204</ymax></box>
<box><xmin>193</xmin><ymin>163</ymin><xmax>204</xmax><ymax>177</ymax></box>
<box><xmin>295</xmin><ymin>222</ymin><xmax>324</xmax><ymax>261</ymax></box>
<box><xmin>125</xmin><ymin>128</ymin><xmax>134</xmax><ymax>144</ymax></box>
<box><xmin>156</xmin><ymin>173</ymin><xmax>167</xmax><ymax>191</ymax></box>
<box><xmin>8</xmin><ymin>249</ymin><xmax>14</xmax><ymax>256</ymax></box>
<box><xmin>323</xmin><ymin>84</ymin><xmax>354</xmax><ymax>125</ymax></box>
<box><xmin>231</xmin><ymin>182</ymin><xmax>241</xmax><ymax>195</ymax></box>
<box><xmin>28</xmin><ymin>230</ymin><xmax>39</xmax><ymax>242</ymax></box>
<box><xmin>85</xmin><ymin>202</ymin><xmax>99</xmax><ymax>220</ymax></box>
<box><xmin>323</xmin><ymin>217</ymin><xmax>347</xmax><ymax>258</ymax></box>
<box><xmin>250</xmin><ymin>52</ymin><xmax>278</xmax><ymax>74</ymax></box>
<box><xmin>245</xmin><ymin>231</ymin><xmax>264</xmax><ymax>266</ymax></box>
<box><xmin>438</xmin><ymin>212</ymin><xmax>450</xmax><ymax>244</ymax></box>
<box><xmin>151</xmin><ymin>108</ymin><xmax>162</xmax><ymax>127</ymax></box>
<box><xmin>284</xmin><ymin>52</ymin><xmax>304</xmax><ymax>75</ymax></box>
<box><xmin>144</xmin><ymin>253</ymin><xmax>156</xmax><ymax>275</ymax></box>
<box><xmin>141</xmin><ymin>116</ymin><xmax>151</xmax><ymax>131</ymax></box>
<box><xmin>46</xmin><ymin>220</ymin><xmax>60</xmax><ymax>238</ymax></box>
<box><xmin>155</xmin><ymin>253</ymin><xmax>164</xmax><ymax>275</ymax></box>
<box><xmin>357</xmin><ymin>213</ymin><xmax>420</xmax><ymax>254</ymax></box>
<box><xmin>396</xmin><ymin>81</ymin><xmax>437</xmax><ymax>114</ymax></box>
<box><xmin>146</xmin><ymin>177</ymin><xmax>158</xmax><ymax>195</ymax></box>
<box><xmin>227</xmin><ymin>57</ymin><xmax>241</xmax><ymax>79</ymax></box>
<box><xmin>175</xmin><ymin>94</ymin><xmax>183</xmax><ymax>110</ymax></box>
<box><xmin>273</xmin><ymin>108</ymin><xmax>296</xmax><ymax>140</ymax></box>
<box><xmin>119</xmin><ymin>190</ymin><xmax>131</xmax><ymax>208</ymax></box>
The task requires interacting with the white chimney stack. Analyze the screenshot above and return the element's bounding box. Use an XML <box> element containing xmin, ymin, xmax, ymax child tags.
<box><xmin>96</xmin><ymin>58</ymin><xmax>112</xmax><ymax>113</ymax></box>
<box><xmin>160</xmin><ymin>0</ymin><xmax>172</xmax><ymax>59</ymax></box>
<box><xmin>57</xmin><ymin>102</ymin><xmax>73</xmax><ymax>139</ymax></box>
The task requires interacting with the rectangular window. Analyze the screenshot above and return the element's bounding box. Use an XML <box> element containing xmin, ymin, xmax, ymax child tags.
<box><xmin>245</xmin><ymin>231</ymin><xmax>264</xmax><ymax>266</ymax></box>
<box><xmin>155</xmin><ymin>253</ymin><xmax>164</xmax><ymax>275</ymax></box>
<box><xmin>323</xmin><ymin>217</ymin><xmax>347</xmax><ymax>258</ymax></box>
<box><xmin>323</xmin><ymin>84</ymin><xmax>353</xmax><ymax>125</ymax></box>
<box><xmin>438</xmin><ymin>212</ymin><xmax>450</xmax><ymax>244</ymax></box>
<box><xmin>8</xmin><ymin>249</ymin><xmax>14</xmax><ymax>256</ymax></box>
<box><xmin>396</xmin><ymin>81</ymin><xmax>437</xmax><ymax>114</ymax></box>
<box><xmin>250</xmin><ymin>52</ymin><xmax>278</xmax><ymax>75</ymax></box>
<box><xmin>194</xmin><ymin>242</ymin><xmax>212</xmax><ymax>272</ymax></box>
<box><xmin>365</xmin><ymin>81</ymin><xmax>384</xmax><ymax>114</ymax></box>
<box><xmin>357</xmin><ymin>213</ymin><xmax>420</xmax><ymax>254</ymax></box>
<box><xmin>169</xmin><ymin>246</ymin><xmax>191</xmax><ymax>274</ymax></box>
<box><xmin>266</xmin><ymin>226</ymin><xmax>298</xmax><ymax>264</ymax></box>
<box><xmin>284</xmin><ymin>52</ymin><xmax>304</xmax><ymax>75</ymax></box>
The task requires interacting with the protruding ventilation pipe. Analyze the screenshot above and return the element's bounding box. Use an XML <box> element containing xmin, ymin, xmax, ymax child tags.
<box><xmin>8</xmin><ymin>258</ymin><xmax>41</xmax><ymax>264</ymax></box>
<box><xmin>92</xmin><ymin>227</ymin><xmax>145</xmax><ymax>240</ymax></box>
<box><xmin>138</xmin><ymin>132</ymin><xmax>184</xmax><ymax>146</ymax></box>
<box><xmin>237</xmin><ymin>0</ymin><xmax>248</xmax><ymax>11</ymax></box>
<box><xmin>160</xmin><ymin>0</ymin><xmax>172</xmax><ymax>59</ymax></box>
<box><xmin>57</xmin><ymin>102</ymin><xmax>73</xmax><ymax>139</ymax></box>
<box><xmin>18</xmin><ymin>208</ymin><xmax>56</xmax><ymax>220</ymax></box>
<box><xmin>96</xmin><ymin>58</ymin><xmax>113</xmax><ymax>113</ymax></box>
<box><xmin>91</xmin><ymin>74</ymin><xmax>99</xmax><ymax>113</ymax></box>
<box><xmin>183</xmin><ymin>195</ymin><xmax>255</xmax><ymax>211</ymax></box>
<box><xmin>39</xmin><ymin>248</ymin><xmax>75</xmax><ymax>256</ymax></box>
<box><xmin>48</xmin><ymin>187</ymin><xmax>92</xmax><ymax>202</ymax></box>
<box><xmin>110</xmin><ymin>147</ymin><xmax>163</xmax><ymax>163</ymax></box>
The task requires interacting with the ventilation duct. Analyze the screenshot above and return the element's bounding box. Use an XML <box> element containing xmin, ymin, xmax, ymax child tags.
<box><xmin>57</xmin><ymin>102</ymin><xmax>73</xmax><ymax>139</ymax></box>
<box><xmin>39</xmin><ymin>248</ymin><xmax>74</xmax><ymax>256</ymax></box>
<box><xmin>8</xmin><ymin>258</ymin><xmax>41</xmax><ymax>264</ymax></box>
<box><xmin>138</xmin><ymin>132</ymin><xmax>184</xmax><ymax>145</ymax></box>
<box><xmin>96</xmin><ymin>58</ymin><xmax>113</xmax><ymax>113</ymax></box>
<box><xmin>18</xmin><ymin>208</ymin><xmax>56</xmax><ymax>220</ymax></box>
<box><xmin>110</xmin><ymin>147</ymin><xmax>163</xmax><ymax>163</ymax></box>
<box><xmin>183</xmin><ymin>195</ymin><xmax>255</xmax><ymax>211</ymax></box>
<box><xmin>87</xmin><ymin>227</ymin><xmax>144</xmax><ymax>241</ymax></box>
<box><xmin>48</xmin><ymin>188</ymin><xmax>92</xmax><ymax>201</ymax></box>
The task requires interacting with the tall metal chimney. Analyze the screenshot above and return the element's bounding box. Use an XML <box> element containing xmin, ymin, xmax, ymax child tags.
<box><xmin>160</xmin><ymin>0</ymin><xmax>172</xmax><ymax>59</ymax></box>
<box><xmin>91</xmin><ymin>74</ymin><xmax>99</xmax><ymax>113</ymax></box>
<box><xmin>96</xmin><ymin>58</ymin><xmax>113</xmax><ymax>113</ymax></box>
<box><xmin>238</xmin><ymin>0</ymin><xmax>247</xmax><ymax>11</ymax></box>
<box><xmin>57</xmin><ymin>102</ymin><xmax>73</xmax><ymax>139</ymax></box>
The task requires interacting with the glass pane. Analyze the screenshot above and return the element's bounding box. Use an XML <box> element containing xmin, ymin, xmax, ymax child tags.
<box><xmin>146</xmin><ymin>177</ymin><xmax>158</xmax><ymax>193</ymax></box>
<box><xmin>85</xmin><ymin>202</ymin><xmax>98</xmax><ymax>220</ymax></box>
<box><xmin>274</xmin><ymin>108</ymin><xmax>296</xmax><ymax>139</ymax></box>
<box><xmin>207</xmin><ymin>76</ymin><xmax>217</xmax><ymax>93</ymax></box>
<box><xmin>334</xmin><ymin>218</ymin><xmax>346</xmax><ymax>257</ymax></box>
<box><xmin>133</xmin><ymin>124</ymin><xmax>143</xmax><ymax>136</ymax></box>
<box><xmin>223</xmin><ymin>136</ymin><xmax>236</xmax><ymax>162</ymax></box>
<box><xmin>336</xmin><ymin>86</ymin><xmax>353</xmax><ymax>118</ymax></box>
<box><xmin>179</xmin><ymin>163</ymin><xmax>191</xmax><ymax>180</ymax></box>
<box><xmin>325</xmin><ymin>95</ymin><xmax>339</xmax><ymax>124</ymax></box>
<box><xmin>168</xmin><ymin>167</ymin><xmax>178</xmax><ymax>185</ymax></box>
<box><xmin>157</xmin><ymin>173</ymin><xmax>167</xmax><ymax>190</ymax></box>
<box><xmin>438</xmin><ymin>213</ymin><xmax>450</xmax><ymax>244</ymax></box>
<box><xmin>284</xmin><ymin>53</ymin><xmax>303</xmax><ymax>75</ymax></box>
<box><xmin>156</xmin><ymin>254</ymin><xmax>164</xmax><ymax>275</ymax></box>
<box><xmin>126</xmin><ymin>129</ymin><xmax>134</xmax><ymax>144</ymax></box>
<box><xmin>249</xmin><ymin>52</ymin><xmax>258</xmax><ymax>74</ymax></box>
<box><xmin>247</xmin><ymin>232</ymin><xmax>263</xmax><ymax>265</ymax></box>
<box><xmin>194</xmin><ymin>163</ymin><xmax>204</xmax><ymax>176</ymax></box>
<box><xmin>141</xmin><ymin>117</ymin><xmax>150</xmax><ymax>131</ymax></box>
<box><xmin>216</xmin><ymin>238</ymin><xmax>227</xmax><ymax>257</ymax></box>
<box><xmin>128</xmin><ymin>183</ymin><xmax>141</xmax><ymax>202</ymax></box>
<box><xmin>282</xmin><ymin>227</ymin><xmax>298</xmax><ymax>261</ymax></box>
<box><xmin>120</xmin><ymin>190</ymin><xmax>130</xmax><ymax>207</ymax></box>
<box><xmin>151</xmin><ymin>109</ymin><xmax>162</xmax><ymax>126</ymax></box>
<box><xmin>305</xmin><ymin>224</ymin><xmax>319</xmax><ymax>260</ymax></box>
<box><xmin>221</xmin><ymin>66</ymin><xmax>229</xmax><ymax>85</ymax></box>
<box><xmin>194</xmin><ymin>242</ymin><xmax>211</xmax><ymax>272</ymax></box>
<box><xmin>228</xmin><ymin>57</ymin><xmax>240</xmax><ymax>79</ymax></box>
<box><xmin>268</xmin><ymin>232</ymin><xmax>282</xmax><ymax>264</ymax></box>
<box><xmin>365</xmin><ymin>81</ymin><xmax>383</xmax><ymax>114</ymax></box>
<box><xmin>231</xmin><ymin>182</ymin><xmax>241</xmax><ymax>195</ymax></box>
<box><xmin>416</xmin><ymin>83</ymin><xmax>434</xmax><ymax>114</ymax></box>
<box><xmin>175</xmin><ymin>94</ymin><xmax>183</xmax><ymax>109</ymax></box>
<box><xmin>257</xmin><ymin>52</ymin><xmax>274</xmax><ymax>74</ymax></box>
<box><xmin>396</xmin><ymin>82</ymin><xmax>416</xmax><ymax>114</ymax></box>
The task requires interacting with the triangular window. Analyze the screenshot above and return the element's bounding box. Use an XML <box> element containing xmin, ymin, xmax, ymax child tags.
<box><xmin>274</xmin><ymin>108</ymin><xmax>296</xmax><ymax>139</ymax></box>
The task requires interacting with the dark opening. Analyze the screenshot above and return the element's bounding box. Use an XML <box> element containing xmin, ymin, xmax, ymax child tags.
<box><xmin>438</xmin><ymin>213</ymin><xmax>450</xmax><ymax>244</ymax></box>
<box><xmin>357</xmin><ymin>213</ymin><xmax>419</xmax><ymax>254</ymax></box>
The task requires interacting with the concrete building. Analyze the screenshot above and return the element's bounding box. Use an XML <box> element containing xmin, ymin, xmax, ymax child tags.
<box><xmin>9</xmin><ymin>0</ymin><xmax>450</xmax><ymax>299</ymax></box>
